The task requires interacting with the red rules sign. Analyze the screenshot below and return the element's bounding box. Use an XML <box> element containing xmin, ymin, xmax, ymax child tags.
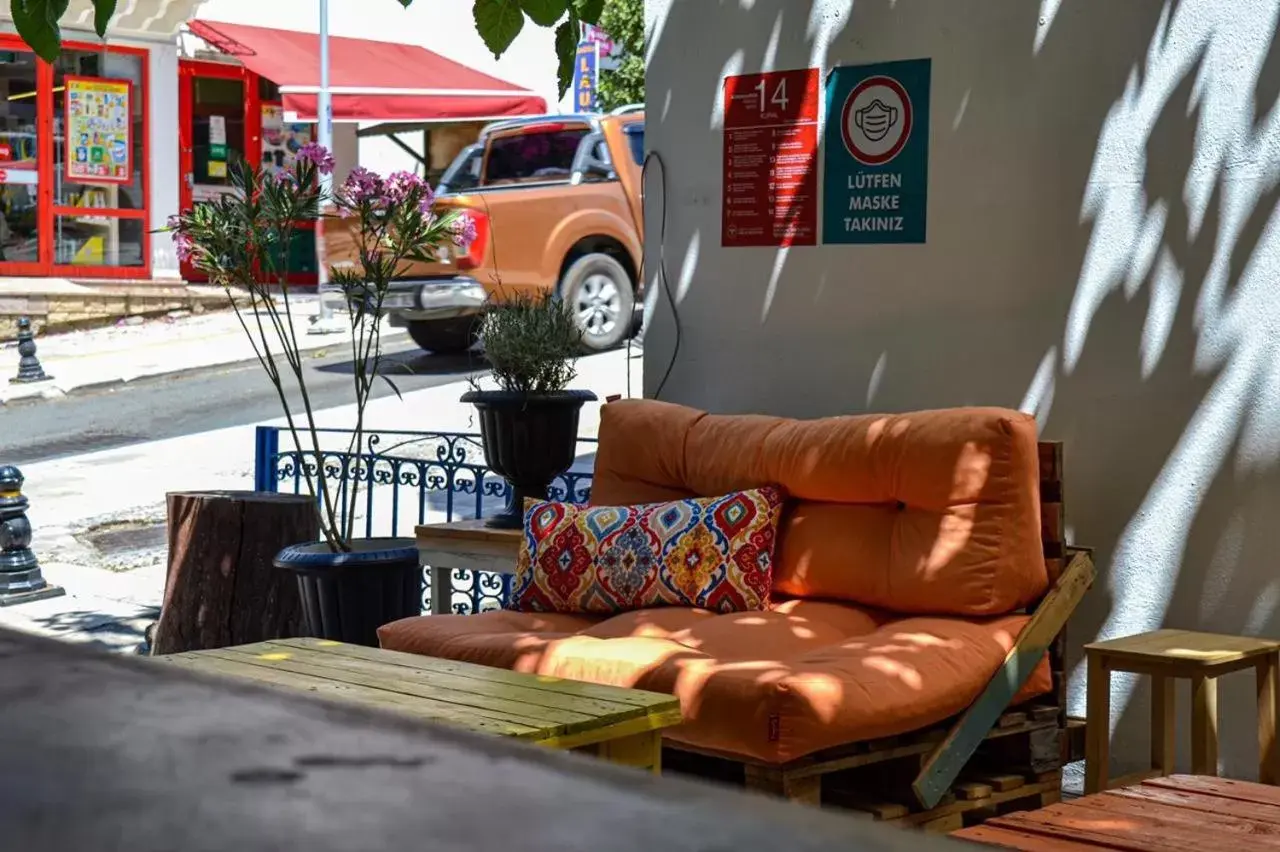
<box><xmin>721</xmin><ymin>68</ymin><xmax>819</xmax><ymax>248</ymax></box>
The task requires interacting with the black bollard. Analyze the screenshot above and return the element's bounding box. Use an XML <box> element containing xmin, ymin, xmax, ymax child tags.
<box><xmin>0</xmin><ymin>466</ymin><xmax>64</xmax><ymax>606</ymax></box>
<box><xmin>10</xmin><ymin>316</ymin><xmax>52</xmax><ymax>384</ymax></box>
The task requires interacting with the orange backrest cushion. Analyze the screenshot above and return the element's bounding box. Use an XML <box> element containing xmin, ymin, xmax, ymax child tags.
<box><xmin>589</xmin><ymin>400</ymin><xmax>1047</xmax><ymax>616</ymax></box>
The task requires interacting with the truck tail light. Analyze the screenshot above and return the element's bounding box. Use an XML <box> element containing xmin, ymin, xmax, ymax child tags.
<box><xmin>455</xmin><ymin>209</ymin><xmax>488</xmax><ymax>271</ymax></box>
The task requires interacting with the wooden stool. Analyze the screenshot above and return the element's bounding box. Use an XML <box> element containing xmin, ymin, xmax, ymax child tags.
<box><xmin>1084</xmin><ymin>629</ymin><xmax>1280</xmax><ymax>793</ymax></box>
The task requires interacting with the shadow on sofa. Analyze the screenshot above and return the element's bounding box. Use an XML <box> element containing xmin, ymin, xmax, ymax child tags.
<box><xmin>381</xmin><ymin>399</ymin><xmax>1095</xmax><ymax>821</ymax></box>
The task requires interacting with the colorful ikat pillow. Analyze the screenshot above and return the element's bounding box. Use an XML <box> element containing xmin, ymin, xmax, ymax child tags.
<box><xmin>508</xmin><ymin>486</ymin><xmax>786</xmax><ymax>615</ymax></box>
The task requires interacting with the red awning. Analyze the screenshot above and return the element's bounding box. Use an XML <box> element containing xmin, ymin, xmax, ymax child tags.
<box><xmin>187</xmin><ymin>20</ymin><xmax>548</xmax><ymax>122</ymax></box>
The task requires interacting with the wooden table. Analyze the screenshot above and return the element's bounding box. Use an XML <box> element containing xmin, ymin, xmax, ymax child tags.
<box><xmin>417</xmin><ymin>519</ymin><xmax>520</xmax><ymax>615</ymax></box>
<box><xmin>1084</xmin><ymin>629</ymin><xmax>1280</xmax><ymax>793</ymax></box>
<box><xmin>954</xmin><ymin>774</ymin><xmax>1280</xmax><ymax>850</ymax></box>
<box><xmin>155</xmin><ymin>637</ymin><xmax>682</xmax><ymax>773</ymax></box>
<box><xmin>0</xmin><ymin>626</ymin><xmax>964</xmax><ymax>852</ymax></box>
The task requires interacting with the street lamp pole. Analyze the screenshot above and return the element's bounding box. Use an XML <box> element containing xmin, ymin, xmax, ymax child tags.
<box><xmin>309</xmin><ymin>0</ymin><xmax>343</xmax><ymax>334</ymax></box>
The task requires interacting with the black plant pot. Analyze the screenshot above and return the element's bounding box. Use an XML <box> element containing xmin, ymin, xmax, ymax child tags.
<box><xmin>461</xmin><ymin>388</ymin><xmax>598</xmax><ymax>529</ymax></box>
<box><xmin>274</xmin><ymin>537</ymin><xmax>421</xmax><ymax>647</ymax></box>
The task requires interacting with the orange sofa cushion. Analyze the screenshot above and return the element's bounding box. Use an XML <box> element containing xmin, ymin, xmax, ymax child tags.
<box><xmin>378</xmin><ymin>604</ymin><xmax>1052</xmax><ymax>764</ymax></box>
<box><xmin>510</xmin><ymin>487</ymin><xmax>785</xmax><ymax>615</ymax></box>
<box><xmin>588</xmin><ymin>400</ymin><xmax>1047</xmax><ymax>617</ymax></box>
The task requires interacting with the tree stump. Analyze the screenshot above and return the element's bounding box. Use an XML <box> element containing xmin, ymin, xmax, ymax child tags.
<box><xmin>151</xmin><ymin>491</ymin><xmax>318</xmax><ymax>656</ymax></box>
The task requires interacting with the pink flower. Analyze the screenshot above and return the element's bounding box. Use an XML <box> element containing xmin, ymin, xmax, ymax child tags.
<box><xmin>297</xmin><ymin>142</ymin><xmax>335</xmax><ymax>175</ymax></box>
<box><xmin>340</xmin><ymin>166</ymin><xmax>385</xmax><ymax>207</ymax></box>
<box><xmin>417</xmin><ymin>182</ymin><xmax>437</xmax><ymax>214</ymax></box>
<box><xmin>385</xmin><ymin>170</ymin><xmax>426</xmax><ymax>205</ymax></box>
<box><xmin>172</xmin><ymin>230</ymin><xmax>195</xmax><ymax>262</ymax></box>
<box><xmin>450</xmin><ymin>213</ymin><xmax>478</xmax><ymax>249</ymax></box>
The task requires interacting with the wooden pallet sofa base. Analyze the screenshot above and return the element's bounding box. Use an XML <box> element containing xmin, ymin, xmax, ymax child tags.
<box><xmin>664</xmin><ymin>547</ymin><xmax>1096</xmax><ymax>829</ymax></box>
<box><xmin>396</xmin><ymin>407</ymin><xmax>1093</xmax><ymax>835</ymax></box>
<box><xmin>667</xmin><ymin>709</ymin><xmax>1076</xmax><ymax>829</ymax></box>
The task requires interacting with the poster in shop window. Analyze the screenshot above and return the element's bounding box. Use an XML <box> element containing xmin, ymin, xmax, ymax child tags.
<box><xmin>261</xmin><ymin>104</ymin><xmax>314</xmax><ymax>178</ymax></box>
<box><xmin>721</xmin><ymin>68</ymin><xmax>819</xmax><ymax>248</ymax></box>
<box><xmin>65</xmin><ymin>76</ymin><xmax>132</xmax><ymax>184</ymax></box>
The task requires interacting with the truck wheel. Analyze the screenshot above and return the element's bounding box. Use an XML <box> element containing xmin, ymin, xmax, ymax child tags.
<box><xmin>406</xmin><ymin>318</ymin><xmax>479</xmax><ymax>354</ymax></box>
<box><xmin>559</xmin><ymin>253</ymin><xmax>635</xmax><ymax>352</ymax></box>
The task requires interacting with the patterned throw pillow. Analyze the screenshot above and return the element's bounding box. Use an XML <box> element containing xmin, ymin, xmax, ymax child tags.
<box><xmin>508</xmin><ymin>486</ymin><xmax>785</xmax><ymax>615</ymax></box>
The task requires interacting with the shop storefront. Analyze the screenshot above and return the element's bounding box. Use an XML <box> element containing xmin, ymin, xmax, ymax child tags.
<box><xmin>0</xmin><ymin>10</ymin><xmax>547</xmax><ymax>286</ymax></box>
<box><xmin>178</xmin><ymin>57</ymin><xmax>321</xmax><ymax>282</ymax></box>
<box><xmin>0</xmin><ymin>36</ymin><xmax>150</xmax><ymax>278</ymax></box>
<box><xmin>179</xmin><ymin>19</ymin><xmax>549</xmax><ymax>285</ymax></box>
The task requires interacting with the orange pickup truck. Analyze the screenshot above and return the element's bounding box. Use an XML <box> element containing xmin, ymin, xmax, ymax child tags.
<box><xmin>328</xmin><ymin>108</ymin><xmax>645</xmax><ymax>353</ymax></box>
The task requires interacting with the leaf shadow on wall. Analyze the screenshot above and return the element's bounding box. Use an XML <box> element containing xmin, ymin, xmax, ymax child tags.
<box><xmin>646</xmin><ymin>0</ymin><xmax>1280</xmax><ymax>778</ymax></box>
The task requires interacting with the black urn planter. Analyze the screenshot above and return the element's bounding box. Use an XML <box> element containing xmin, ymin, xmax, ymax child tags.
<box><xmin>274</xmin><ymin>537</ymin><xmax>421</xmax><ymax>647</ymax></box>
<box><xmin>461</xmin><ymin>388</ymin><xmax>597</xmax><ymax>529</ymax></box>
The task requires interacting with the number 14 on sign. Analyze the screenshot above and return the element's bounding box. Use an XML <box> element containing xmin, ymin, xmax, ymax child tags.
<box><xmin>753</xmin><ymin>77</ymin><xmax>789</xmax><ymax>114</ymax></box>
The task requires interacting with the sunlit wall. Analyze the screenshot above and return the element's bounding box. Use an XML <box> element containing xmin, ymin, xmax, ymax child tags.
<box><xmin>644</xmin><ymin>0</ymin><xmax>1280</xmax><ymax>782</ymax></box>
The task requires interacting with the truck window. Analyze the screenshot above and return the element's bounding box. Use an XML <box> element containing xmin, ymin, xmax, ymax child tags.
<box><xmin>437</xmin><ymin>144</ymin><xmax>482</xmax><ymax>195</ymax></box>
<box><xmin>483</xmin><ymin>127</ymin><xmax>590</xmax><ymax>185</ymax></box>
<box><xmin>624</xmin><ymin>123</ymin><xmax>644</xmax><ymax>166</ymax></box>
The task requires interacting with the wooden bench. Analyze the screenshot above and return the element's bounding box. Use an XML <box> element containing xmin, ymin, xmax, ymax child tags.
<box><xmin>0</xmin><ymin>626</ymin><xmax>967</xmax><ymax>851</ymax></box>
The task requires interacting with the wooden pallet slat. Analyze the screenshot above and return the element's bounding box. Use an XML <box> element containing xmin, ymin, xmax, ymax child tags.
<box><xmin>912</xmin><ymin>548</ymin><xmax>1096</xmax><ymax>808</ymax></box>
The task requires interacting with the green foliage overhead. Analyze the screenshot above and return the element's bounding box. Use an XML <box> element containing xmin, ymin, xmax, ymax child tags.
<box><xmin>13</xmin><ymin>0</ymin><xmax>605</xmax><ymax>98</ymax></box>
<box><xmin>595</xmin><ymin>0</ymin><xmax>644</xmax><ymax>112</ymax></box>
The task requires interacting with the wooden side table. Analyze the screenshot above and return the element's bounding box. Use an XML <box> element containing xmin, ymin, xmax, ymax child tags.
<box><xmin>1084</xmin><ymin>628</ymin><xmax>1280</xmax><ymax>793</ymax></box>
<box><xmin>416</xmin><ymin>519</ymin><xmax>520</xmax><ymax>615</ymax></box>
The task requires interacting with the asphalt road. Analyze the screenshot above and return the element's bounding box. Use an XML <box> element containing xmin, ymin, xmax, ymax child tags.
<box><xmin>0</xmin><ymin>340</ymin><xmax>489</xmax><ymax>466</ymax></box>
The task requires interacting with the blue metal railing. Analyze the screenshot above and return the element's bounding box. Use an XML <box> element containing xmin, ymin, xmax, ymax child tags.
<box><xmin>253</xmin><ymin>425</ymin><xmax>596</xmax><ymax>614</ymax></box>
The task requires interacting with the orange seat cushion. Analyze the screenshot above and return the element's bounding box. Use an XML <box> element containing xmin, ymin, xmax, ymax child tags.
<box><xmin>377</xmin><ymin>603</ymin><xmax>1052</xmax><ymax>765</ymax></box>
<box><xmin>589</xmin><ymin>400</ymin><xmax>1048</xmax><ymax>616</ymax></box>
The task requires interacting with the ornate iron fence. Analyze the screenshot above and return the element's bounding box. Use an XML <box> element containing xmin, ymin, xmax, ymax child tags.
<box><xmin>253</xmin><ymin>426</ymin><xmax>595</xmax><ymax>614</ymax></box>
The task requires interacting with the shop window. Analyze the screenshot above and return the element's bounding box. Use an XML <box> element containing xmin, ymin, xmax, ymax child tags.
<box><xmin>55</xmin><ymin>215</ymin><xmax>143</xmax><ymax>266</ymax></box>
<box><xmin>0</xmin><ymin>50</ymin><xmax>39</xmax><ymax>263</ymax></box>
<box><xmin>259</xmin><ymin>76</ymin><xmax>281</xmax><ymax>102</ymax></box>
<box><xmin>53</xmin><ymin>49</ymin><xmax>145</xmax><ymax>210</ymax></box>
<box><xmin>192</xmin><ymin>76</ymin><xmax>246</xmax><ymax>186</ymax></box>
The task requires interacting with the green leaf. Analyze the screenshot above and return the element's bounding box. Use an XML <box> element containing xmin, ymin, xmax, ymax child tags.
<box><xmin>473</xmin><ymin>0</ymin><xmax>524</xmax><ymax>59</ymax></box>
<box><xmin>555</xmin><ymin>18</ymin><xmax>577</xmax><ymax>100</ymax></box>
<box><xmin>379</xmin><ymin>373</ymin><xmax>404</xmax><ymax>401</ymax></box>
<box><xmin>519</xmin><ymin>0</ymin><xmax>566</xmax><ymax>27</ymax></box>
<box><xmin>92</xmin><ymin>0</ymin><xmax>115</xmax><ymax>36</ymax></box>
<box><xmin>572</xmin><ymin>0</ymin><xmax>603</xmax><ymax>24</ymax></box>
<box><xmin>11</xmin><ymin>0</ymin><xmax>66</xmax><ymax>62</ymax></box>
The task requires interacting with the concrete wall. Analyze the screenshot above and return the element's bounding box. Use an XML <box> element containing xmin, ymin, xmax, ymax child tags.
<box><xmin>644</xmin><ymin>0</ymin><xmax>1280</xmax><ymax>782</ymax></box>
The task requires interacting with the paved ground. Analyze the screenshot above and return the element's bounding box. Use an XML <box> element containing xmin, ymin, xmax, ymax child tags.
<box><xmin>0</xmin><ymin>296</ymin><xmax>402</xmax><ymax>404</ymax></box>
<box><xmin>0</xmin><ymin>337</ymin><xmax>486</xmax><ymax>466</ymax></box>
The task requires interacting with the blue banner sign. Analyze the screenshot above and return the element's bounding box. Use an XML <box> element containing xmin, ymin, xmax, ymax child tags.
<box><xmin>822</xmin><ymin>58</ymin><xmax>931</xmax><ymax>244</ymax></box>
<box><xmin>573</xmin><ymin>42</ymin><xmax>599</xmax><ymax>113</ymax></box>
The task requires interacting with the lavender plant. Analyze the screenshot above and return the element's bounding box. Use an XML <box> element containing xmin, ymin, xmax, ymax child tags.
<box><xmin>167</xmin><ymin>144</ymin><xmax>473</xmax><ymax>552</ymax></box>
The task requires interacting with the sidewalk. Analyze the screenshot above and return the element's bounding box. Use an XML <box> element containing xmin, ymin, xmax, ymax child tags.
<box><xmin>0</xmin><ymin>349</ymin><xmax>642</xmax><ymax>653</ymax></box>
<box><xmin>0</xmin><ymin>296</ymin><xmax>405</xmax><ymax>404</ymax></box>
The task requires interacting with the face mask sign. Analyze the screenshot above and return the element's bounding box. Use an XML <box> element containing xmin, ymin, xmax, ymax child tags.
<box><xmin>823</xmin><ymin>60</ymin><xmax>932</xmax><ymax>245</ymax></box>
<box><xmin>854</xmin><ymin>99</ymin><xmax>898</xmax><ymax>143</ymax></box>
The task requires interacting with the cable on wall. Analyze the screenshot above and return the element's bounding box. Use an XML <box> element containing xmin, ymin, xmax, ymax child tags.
<box><xmin>640</xmin><ymin>148</ymin><xmax>680</xmax><ymax>401</ymax></box>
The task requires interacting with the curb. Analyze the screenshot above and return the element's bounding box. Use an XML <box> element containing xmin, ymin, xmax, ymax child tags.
<box><xmin>0</xmin><ymin>327</ymin><xmax>413</xmax><ymax>405</ymax></box>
